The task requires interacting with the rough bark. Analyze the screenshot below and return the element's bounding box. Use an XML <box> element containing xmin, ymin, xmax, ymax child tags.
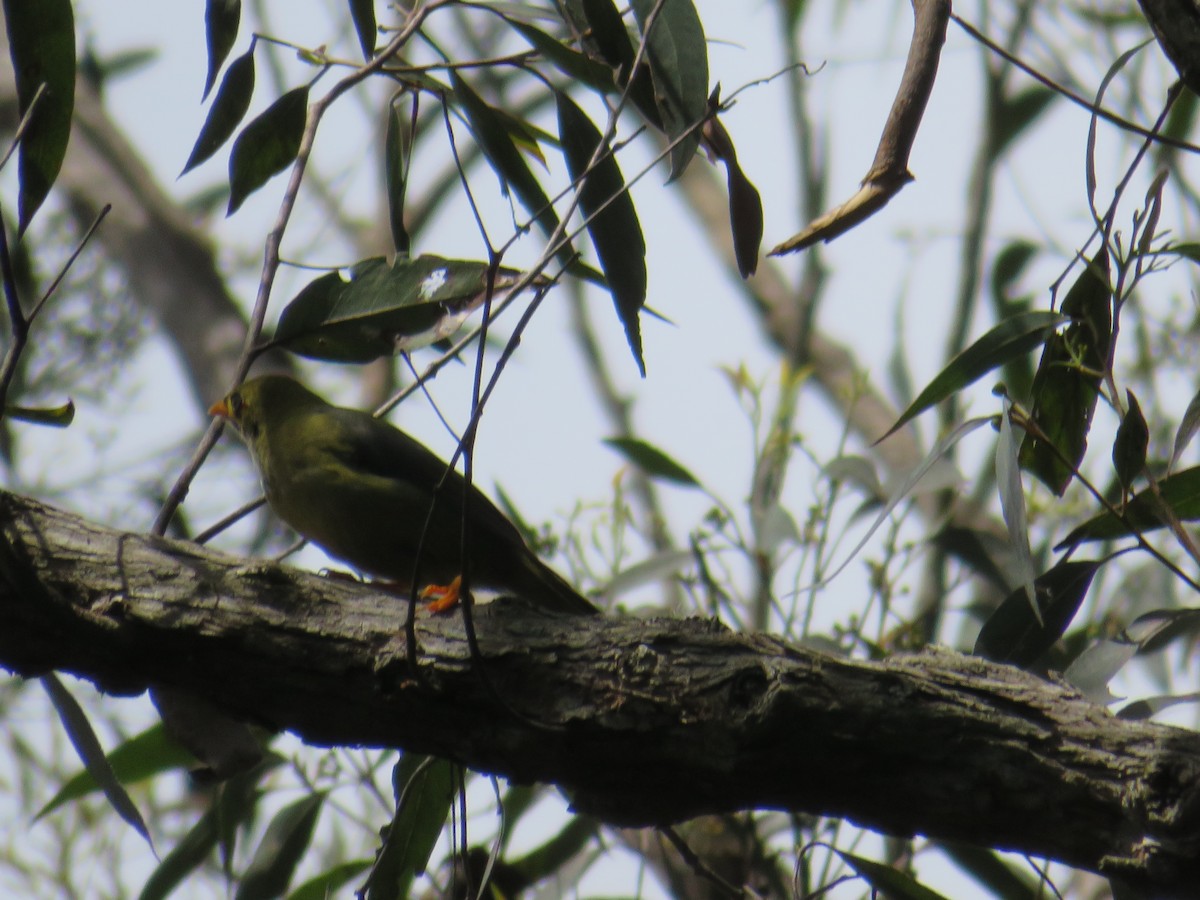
<box><xmin>1</xmin><ymin>488</ymin><xmax>1199</xmax><ymax>895</ymax></box>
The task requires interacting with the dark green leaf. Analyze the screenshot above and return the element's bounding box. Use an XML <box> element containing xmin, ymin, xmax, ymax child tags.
<box><xmin>227</xmin><ymin>86</ymin><xmax>309</xmax><ymax>215</ymax></box>
<box><xmin>937</xmin><ymin>842</ymin><xmax>1041</xmax><ymax>900</ymax></box>
<box><xmin>556</xmin><ymin>92</ymin><xmax>647</xmax><ymax>374</ymax></box>
<box><xmin>362</xmin><ymin>755</ymin><xmax>455</xmax><ymax>900</ymax></box>
<box><xmin>509</xmin><ymin>816</ymin><xmax>598</xmax><ymax>885</ymax></box>
<box><xmin>451</xmin><ymin>72</ymin><xmax>560</xmax><ymax>242</ymax></box>
<box><xmin>603</xmin><ymin>437</ymin><xmax>700</xmax><ymax>487</ymax></box>
<box><xmin>275</xmin><ymin>255</ymin><xmax>536</xmax><ymax>362</ymax></box>
<box><xmin>631</xmin><ymin>0</ymin><xmax>709</xmax><ymax>179</ymax></box>
<box><xmin>41</xmin><ymin>675</ymin><xmax>152</xmax><ymax>847</ymax></box>
<box><xmin>1056</xmin><ymin>466</ymin><xmax>1200</xmax><ymax>547</ymax></box>
<box><xmin>565</xmin><ymin>0</ymin><xmax>663</xmax><ymax>129</ymax></box>
<box><xmin>37</xmin><ymin>722</ymin><xmax>192</xmax><ymax>820</ymax></box>
<box><xmin>384</xmin><ymin>96</ymin><xmax>411</xmax><ymax>256</ymax></box>
<box><xmin>139</xmin><ymin>762</ymin><xmax>274</xmax><ymax>900</ymax></box>
<box><xmin>879</xmin><ymin>311</ymin><xmax>1067</xmax><ymax>442</ymax></box>
<box><xmin>236</xmin><ymin>793</ymin><xmax>325</xmax><ymax>900</ymax></box>
<box><xmin>834</xmin><ymin>849</ymin><xmax>951</xmax><ymax>900</ymax></box>
<box><xmin>4</xmin><ymin>399</ymin><xmax>74</xmax><ymax>427</ymax></box>
<box><xmin>1113</xmin><ymin>390</ymin><xmax>1148</xmax><ymax>491</ymax></box>
<box><xmin>183</xmin><ymin>48</ymin><xmax>255</xmax><ymax>175</ymax></box>
<box><xmin>507</xmin><ymin>18</ymin><xmax>616</xmax><ymax>91</ymax></box>
<box><xmin>3</xmin><ymin>0</ymin><xmax>75</xmax><ymax>234</ymax></box>
<box><xmin>1019</xmin><ymin>248</ymin><xmax>1111</xmax><ymax>495</ymax></box>
<box><xmin>974</xmin><ymin>559</ymin><xmax>1102</xmax><ymax>668</ymax></box>
<box><xmin>992</xmin><ymin>85</ymin><xmax>1056</xmax><ymax>157</ymax></box>
<box><xmin>1128</xmin><ymin>607</ymin><xmax>1200</xmax><ymax>654</ymax></box>
<box><xmin>203</xmin><ymin>0</ymin><xmax>241</xmax><ymax>100</ymax></box>
<box><xmin>348</xmin><ymin>0</ymin><xmax>377</xmax><ymax>60</ymax></box>
<box><xmin>289</xmin><ymin>860</ymin><xmax>372</xmax><ymax>900</ymax></box>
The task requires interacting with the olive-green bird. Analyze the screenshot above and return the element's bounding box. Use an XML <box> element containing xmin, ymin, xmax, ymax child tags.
<box><xmin>210</xmin><ymin>375</ymin><xmax>597</xmax><ymax>615</ymax></box>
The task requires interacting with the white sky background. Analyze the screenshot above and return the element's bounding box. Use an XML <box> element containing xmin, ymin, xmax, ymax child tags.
<box><xmin>5</xmin><ymin>0</ymin><xmax>1198</xmax><ymax>896</ymax></box>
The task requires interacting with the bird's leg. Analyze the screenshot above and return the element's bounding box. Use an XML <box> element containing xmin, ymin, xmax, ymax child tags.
<box><xmin>420</xmin><ymin>575</ymin><xmax>462</xmax><ymax>614</ymax></box>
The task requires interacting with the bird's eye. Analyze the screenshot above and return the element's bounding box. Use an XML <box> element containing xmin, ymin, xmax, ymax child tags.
<box><xmin>229</xmin><ymin>392</ymin><xmax>244</xmax><ymax>417</ymax></box>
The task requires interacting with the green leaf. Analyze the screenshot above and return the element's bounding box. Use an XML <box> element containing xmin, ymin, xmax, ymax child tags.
<box><xmin>834</xmin><ymin>849</ymin><xmax>951</xmax><ymax>900</ymax></box>
<box><xmin>3</xmin><ymin>0</ymin><xmax>76</xmax><ymax>234</ymax></box>
<box><xmin>995</xmin><ymin>398</ymin><xmax>1038</xmax><ymax>622</ymax></box>
<box><xmin>556</xmin><ymin>92</ymin><xmax>647</xmax><ymax>374</ymax></box>
<box><xmin>992</xmin><ymin>85</ymin><xmax>1056</xmax><ymax>157</ymax></box>
<box><xmin>227</xmin><ymin>85</ymin><xmax>309</xmax><ymax>215</ymax></box>
<box><xmin>879</xmin><ymin>310</ymin><xmax>1066</xmax><ymax>442</ymax></box>
<box><xmin>451</xmin><ymin>72</ymin><xmax>560</xmax><ymax>242</ymax></box>
<box><xmin>275</xmin><ymin>255</ymin><xmax>537</xmax><ymax>362</ymax></box>
<box><xmin>384</xmin><ymin>95</ymin><xmax>411</xmax><ymax>256</ymax></box>
<box><xmin>1113</xmin><ymin>389</ymin><xmax>1148</xmax><ymax>491</ymax></box>
<box><xmin>563</xmin><ymin>0</ymin><xmax>663</xmax><ymax>129</ymax></box>
<box><xmin>348</xmin><ymin>0</ymin><xmax>377</xmax><ymax>60</ymax></box>
<box><xmin>139</xmin><ymin>762</ymin><xmax>274</xmax><ymax>900</ymax></box>
<box><xmin>4</xmin><ymin>399</ymin><xmax>74</xmax><ymax>427</ymax></box>
<box><xmin>1019</xmin><ymin>248</ymin><xmax>1112</xmax><ymax>495</ymax></box>
<box><xmin>36</xmin><ymin>722</ymin><xmax>192</xmax><ymax>820</ymax></box>
<box><xmin>183</xmin><ymin>48</ymin><xmax>255</xmax><ymax>175</ymax></box>
<box><xmin>506</xmin><ymin>18</ymin><xmax>616</xmax><ymax>91</ymax></box>
<box><xmin>1055</xmin><ymin>465</ymin><xmax>1200</xmax><ymax>548</ymax></box>
<box><xmin>604</xmin><ymin>437</ymin><xmax>700</xmax><ymax>486</ymax></box>
<box><xmin>362</xmin><ymin>755</ymin><xmax>456</xmax><ymax>900</ymax></box>
<box><xmin>203</xmin><ymin>0</ymin><xmax>241</xmax><ymax>100</ymax></box>
<box><xmin>630</xmin><ymin>0</ymin><xmax>709</xmax><ymax>180</ymax></box>
<box><xmin>289</xmin><ymin>860</ymin><xmax>373</xmax><ymax>900</ymax></box>
<box><xmin>41</xmin><ymin>675</ymin><xmax>153</xmax><ymax>848</ymax></box>
<box><xmin>1169</xmin><ymin>387</ymin><xmax>1200</xmax><ymax>472</ymax></box>
<box><xmin>236</xmin><ymin>793</ymin><xmax>325</xmax><ymax>900</ymax></box>
<box><xmin>974</xmin><ymin>559</ymin><xmax>1102</xmax><ymax>668</ymax></box>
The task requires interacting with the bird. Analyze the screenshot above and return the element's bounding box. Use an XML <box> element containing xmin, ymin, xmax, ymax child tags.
<box><xmin>209</xmin><ymin>375</ymin><xmax>598</xmax><ymax>616</ymax></box>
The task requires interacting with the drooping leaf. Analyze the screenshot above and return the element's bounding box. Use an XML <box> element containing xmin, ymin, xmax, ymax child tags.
<box><xmin>1127</xmin><ymin>607</ymin><xmax>1200</xmax><ymax>654</ymax></box>
<box><xmin>630</xmin><ymin>0</ymin><xmax>709</xmax><ymax>180</ymax></box>
<box><xmin>451</xmin><ymin>72</ymin><xmax>560</xmax><ymax>240</ymax></box>
<box><xmin>348</xmin><ymin>0</ymin><xmax>377</xmax><ymax>60</ymax></box>
<box><xmin>1168</xmin><ymin>388</ymin><xmax>1200</xmax><ymax>472</ymax></box>
<box><xmin>235</xmin><ymin>793</ymin><xmax>325</xmax><ymax>900</ymax></box>
<box><xmin>41</xmin><ymin>675</ymin><xmax>152</xmax><ymax>848</ymax></box>
<box><xmin>1113</xmin><ymin>389</ymin><xmax>1149</xmax><ymax>492</ymax></box>
<box><xmin>1055</xmin><ymin>465</ymin><xmax>1200</xmax><ymax>548</ymax></box>
<box><xmin>361</xmin><ymin>755</ymin><xmax>455</xmax><ymax>900</ymax></box>
<box><xmin>604</xmin><ymin>437</ymin><xmax>700</xmax><ymax>486</ymax></box>
<box><xmin>139</xmin><ymin>759</ymin><xmax>278</xmax><ymax>900</ymax></box>
<box><xmin>556</xmin><ymin>92</ymin><xmax>647</xmax><ymax>374</ymax></box>
<box><xmin>203</xmin><ymin>0</ymin><xmax>241</xmax><ymax>100</ymax></box>
<box><xmin>704</xmin><ymin>113</ymin><xmax>761</xmax><ymax>277</ymax></box>
<box><xmin>3</xmin><ymin>400</ymin><xmax>74</xmax><ymax>427</ymax></box>
<box><xmin>996</xmin><ymin>397</ymin><xmax>1038</xmax><ymax>622</ymax></box>
<box><xmin>974</xmin><ymin>559</ymin><xmax>1102</xmax><ymax>668</ymax></box>
<box><xmin>834</xmin><ymin>849</ymin><xmax>951</xmax><ymax>900</ymax></box>
<box><xmin>506</xmin><ymin>18</ymin><xmax>616</xmax><ymax>91</ymax></box>
<box><xmin>37</xmin><ymin>722</ymin><xmax>192</xmax><ymax>820</ymax></box>
<box><xmin>992</xmin><ymin>85</ymin><xmax>1056</xmax><ymax>157</ymax></box>
<box><xmin>275</xmin><ymin>255</ymin><xmax>540</xmax><ymax>362</ymax></box>
<box><xmin>3</xmin><ymin>0</ymin><xmax>75</xmax><ymax>234</ymax></box>
<box><xmin>227</xmin><ymin>85</ymin><xmax>309</xmax><ymax>215</ymax></box>
<box><xmin>289</xmin><ymin>860</ymin><xmax>373</xmax><ymax>900</ymax></box>
<box><xmin>879</xmin><ymin>311</ymin><xmax>1066</xmax><ymax>442</ymax></box>
<box><xmin>602</xmin><ymin>549</ymin><xmax>695</xmax><ymax>598</ymax></box>
<box><xmin>1019</xmin><ymin>248</ymin><xmax>1112</xmax><ymax>495</ymax></box>
<box><xmin>384</xmin><ymin>95</ymin><xmax>412</xmax><ymax>256</ymax></box>
<box><xmin>183</xmin><ymin>48</ymin><xmax>255</xmax><ymax>175</ymax></box>
<box><xmin>564</xmin><ymin>0</ymin><xmax>662</xmax><ymax>128</ymax></box>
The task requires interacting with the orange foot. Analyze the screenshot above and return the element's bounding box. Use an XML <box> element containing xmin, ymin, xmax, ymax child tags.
<box><xmin>420</xmin><ymin>575</ymin><xmax>462</xmax><ymax>614</ymax></box>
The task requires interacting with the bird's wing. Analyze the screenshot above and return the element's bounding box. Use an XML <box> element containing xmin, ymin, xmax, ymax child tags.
<box><xmin>323</xmin><ymin>407</ymin><xmax>528</xmax><ymax>548</ymax></box>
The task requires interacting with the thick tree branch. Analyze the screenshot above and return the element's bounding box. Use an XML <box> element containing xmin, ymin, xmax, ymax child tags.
<box><xmin>1</xmin><ymin>489</ymin><xmax>1198</xmax><ymax>894</ymax></box>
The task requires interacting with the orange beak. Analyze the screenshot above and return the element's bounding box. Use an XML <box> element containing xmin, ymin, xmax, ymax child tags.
<box><xmin>209</xmin><ymin>399</ymin><xmax>232</xmax><ymax>419</ymax></box>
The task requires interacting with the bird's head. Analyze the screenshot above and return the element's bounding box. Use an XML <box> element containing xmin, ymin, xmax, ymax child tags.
<box><xmin>209</xmin><ymin>375</ymin><xmax>324</xmax><ymax>450</ymax></box>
